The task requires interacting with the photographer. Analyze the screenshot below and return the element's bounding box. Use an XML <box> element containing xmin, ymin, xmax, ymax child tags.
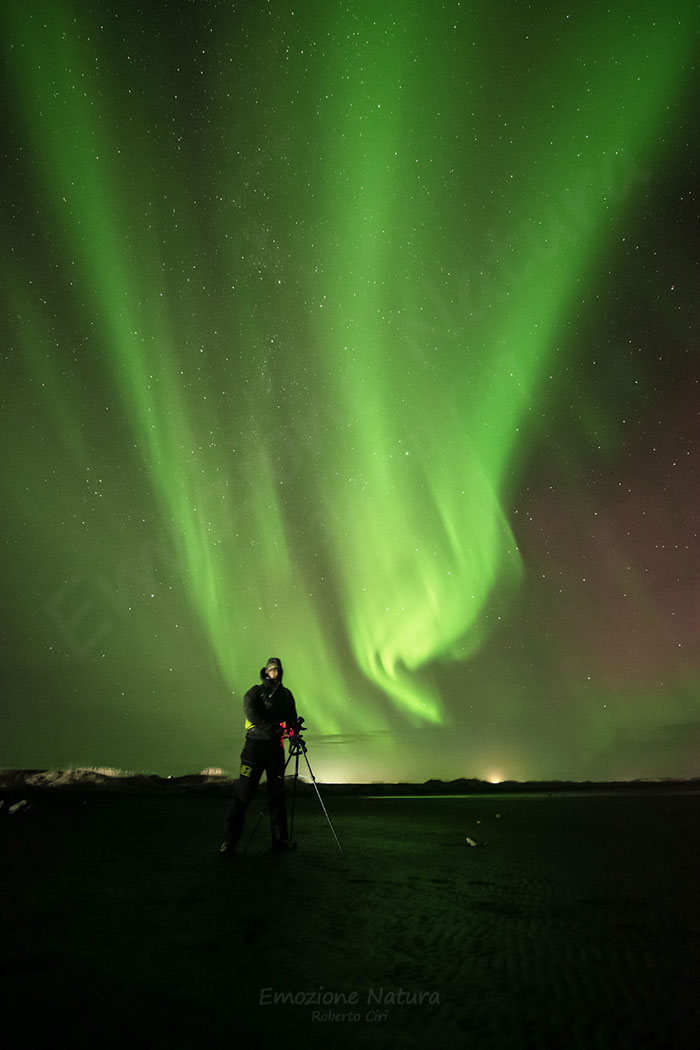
<box><xmin>220</xmin><ymin>657</ymin><xmax>299</xmax><ymax>854</ymax></box>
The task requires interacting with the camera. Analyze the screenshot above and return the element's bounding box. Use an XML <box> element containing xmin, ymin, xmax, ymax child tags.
<box><xmin>286</xmin><ymin>715</ymin><xmax>307</xmax><ymax>754</ymax></box>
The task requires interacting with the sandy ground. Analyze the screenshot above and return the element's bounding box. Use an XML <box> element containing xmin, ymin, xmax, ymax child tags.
<box><xmin>2</xmin><ymin>788</ymin><xmax>700</xmax><ymax>1049</ymax></box>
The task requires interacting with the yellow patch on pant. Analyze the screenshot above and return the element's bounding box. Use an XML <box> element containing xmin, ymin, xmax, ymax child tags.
<box><xmin>240</xmin><ymin>763</ymin><xmax>253</xmax><ymax>777</ymax></box>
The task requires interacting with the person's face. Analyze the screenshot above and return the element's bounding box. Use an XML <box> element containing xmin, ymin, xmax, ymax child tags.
<box><xmin>266</xmin><ymin>665</ymin><xmax>279</xmax><ymax>678</ymax></box>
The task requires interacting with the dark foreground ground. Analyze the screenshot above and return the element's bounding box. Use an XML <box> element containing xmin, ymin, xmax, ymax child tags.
<box><xmin>2</xmin><ymin>789</ymin><xmax>700</xmax><ymax>1050</ymax></box>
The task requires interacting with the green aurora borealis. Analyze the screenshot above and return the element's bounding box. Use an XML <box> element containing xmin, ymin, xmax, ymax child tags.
<box><xmin>2</xmin><ymin>0</ymin><xmax>699</xmax><ymax>782</ymax></box>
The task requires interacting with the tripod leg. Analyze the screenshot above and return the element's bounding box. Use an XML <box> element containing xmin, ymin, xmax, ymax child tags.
<box><xmin>301</xmin><ymin>749</ymin><xmax>344</xmax><ymax>855</ymax></box>
<box><xmin>242</xmin><ymin>803</ymin><xmax>266</xmax><ymax>854</ymax></box>
<box><xmin>289</xmin><ymin>750</ymin><xmax>300</xmax><ymax>845</ymax></box>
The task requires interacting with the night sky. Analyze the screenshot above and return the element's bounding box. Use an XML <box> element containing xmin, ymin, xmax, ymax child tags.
<box><xmin>2</xmin><ymin>0</ymin><xmax>699</xmax><ymax>783</ymax></box>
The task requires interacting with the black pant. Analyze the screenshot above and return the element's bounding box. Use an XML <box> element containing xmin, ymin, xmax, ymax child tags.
<box><xmin>223</xmin><ymin>736</ymin><xmax>289</xmax><ymax>847</ymax></box>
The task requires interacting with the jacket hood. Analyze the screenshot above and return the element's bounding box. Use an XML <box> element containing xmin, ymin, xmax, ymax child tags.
<box><xmin>260</xmin><ymin>657</ymin><xmax>283</xmax><ymax>681</ymax></box>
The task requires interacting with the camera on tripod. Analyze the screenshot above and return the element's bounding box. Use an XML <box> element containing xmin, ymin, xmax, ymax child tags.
<box><xmin>245</xmin><ymin>714</ymin><xmax>342</xmax><ymax>854</ymax></box>
<box><xmin>286</xmin><ymin>715</ymin><xmax>307</xmax><ymax>754</ymax></box>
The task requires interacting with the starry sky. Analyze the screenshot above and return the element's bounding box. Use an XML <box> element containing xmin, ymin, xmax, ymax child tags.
<box><xmin>1</xmin><ymin>0</ymin><xmax>699</xmax><ymax>783</ymax></box>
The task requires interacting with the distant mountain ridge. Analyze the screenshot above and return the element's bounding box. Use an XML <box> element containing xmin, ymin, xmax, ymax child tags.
<box><xmin>1</xmin><ymin>768</ymin><xmax>699</xmax><ymax>796</ymax></box>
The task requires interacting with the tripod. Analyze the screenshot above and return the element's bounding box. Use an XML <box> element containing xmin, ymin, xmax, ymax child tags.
<box><xmin>286</xmin><ymin>719</ymin><xmax>343</xmax><ymax>854</ymax></box>
<box><xmin>243</xmin><ymin>718</ymin><xmax>343</xmax><ymax>854</ymax></box>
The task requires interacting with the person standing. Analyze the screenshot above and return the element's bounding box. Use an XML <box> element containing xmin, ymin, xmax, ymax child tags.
<box><xmin>220</xmin><ymin>657</ymin><xmax>298</xmax><ymax>854</ymax></box>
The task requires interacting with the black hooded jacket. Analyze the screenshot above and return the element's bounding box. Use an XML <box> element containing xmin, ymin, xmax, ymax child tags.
<box><xmin>243</xmin><ymin>660</ymin><xmax>297</xmax><ymax>742</ymax></box>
